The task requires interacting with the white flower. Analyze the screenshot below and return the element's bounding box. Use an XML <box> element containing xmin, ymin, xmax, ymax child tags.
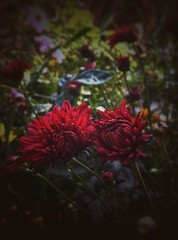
<box><xmin>52</xmin><ymin>49</ymin><xmax>65</xmax><ymax>64</ymax></box>
<box><xmin>27</xmin><ymin>6</ymin><xmax>48</xmax><ymax>33</ymax></box>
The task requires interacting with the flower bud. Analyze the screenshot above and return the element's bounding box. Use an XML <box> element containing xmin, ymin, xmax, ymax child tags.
<box><xmin>116</xmin><ymin>56</ymin><xmax>130</xmax><ymax>72</ymax></box>
<box><xmin>102</xmin><ymin>171</ymin><xmax>115</xmax><ymax>183</ymax></box>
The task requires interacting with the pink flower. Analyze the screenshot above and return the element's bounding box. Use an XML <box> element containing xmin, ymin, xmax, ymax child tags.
<box><xmin>27</xmin><ymin>6</ymin><xmax>48</xmax><ymax>33</ymax></box>
<box><xmin>34</xmin><ymin>35</ymin><xmax>54</xmax><ymax>53</ymax></box>
<box><xmin>34</xmin><ymin>35</ymin><xmax>65</xmax><ymax>63</ymax></box>
<box><xmin>95</xmin><ymin>99</ymin><xmax>151</xmax><ymax>165</ymax></box>
<box><xmin>84</xmin><ymin>61</ymin><xmax>96</xmax><ymax>70</ymax></box>
<box><xmin>18</xmin><ymin>101</ymin><xmax>94</xmax><ymax>169</ymax></box>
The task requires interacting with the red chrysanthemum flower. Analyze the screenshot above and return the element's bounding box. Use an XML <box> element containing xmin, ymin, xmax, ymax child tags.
<box><xmin>18</xmin><ymin>100</ymin><xmax>94</xmax><ymax>169</ymax></box>
<box><xmin>95</xmin><ymin>99</ymin><xmax>151</xmax><ymax>165</ymax></box>
<box><xmin>0</xmin><ymin>60</ymin><xmax>31</xmax><ymax>83</ymax></box>
<box><xmin>108</xmin><ymin>24</ymin><xmax>137</xmax><ymax>48</ymax></box>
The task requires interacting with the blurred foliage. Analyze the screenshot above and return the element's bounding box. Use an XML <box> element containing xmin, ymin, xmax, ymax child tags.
<box><xmin>0</xmin><ymin>0</ymin><xmax>178</xmax><ymax>239</ymax></box>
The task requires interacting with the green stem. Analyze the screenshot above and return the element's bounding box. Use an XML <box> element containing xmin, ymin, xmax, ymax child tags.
<box><xmin>134</xmin><ymin>161</ymin><xmax>158</xmax><ymax>220</ymax></box>
<box><xmin>123</xmin><ymin>72</ymin><xmax>130</xmax><ymax>93</ymax></box>
<box><xmin>0</xmin><ymin>82</ymin><xmax>35</xmax><ymax>115</ymax></box>
<box><xmin>8</xmin><ymin>184</ymin><xmax>23</xmax><ymax>199</ymax></box>
<box><xmin>67</xmin><ymin>162</ymin><xmax>111</xmax><ymax>213</ymax></box>
<box><xmin>0</xmin><ymin>83</ymin><xmax>13</xmax><ymax>90</ymax></box>
<box><xmin>26</xmin><ymin>168</ymin><xmax>87</xmax><ymax>214</ymax></box>
<box><xmin>73</xmin><ymin>157</ymin><xmax>130</xmax><ymax>220</ymax></box>
<box><xmin>97</xmin><ymin>45</ymin><xmax>115</xmax><ymax>61</ymax></box>
<box><xmin>133</xmin><ymin>44</ymin><xmax>151</xmax><ymax>127</ymax></box>
<box><xmin>4</xmin><ymin>107</ymin><xmax>16</xmax><ymax>156</ymax></box>
<box><xmin>123</xmin><ymin>72</ymin><xmax>135</xmax><ymax>115</ymax></box>
<box><xmin>73</xmin><ymin>157</ymin><xmax>105</xmax><ymax>185</ymax></box>
<box><xmin>99</xmin><ymin>85</ymin><xmax>112</xmax><ymax>108</ymax></box>
<box><xmin>161</xmin><ymin>137</ymin><xmax>173</xmax><ymax>174</ymax></box>
<box><xmin>20</xmin><ymin>83</ymin><xmax>37</xmax><ymax>117</ymax></box>
<box><xmin>139</xmin><ymin>162</ymin><xmax>165</xmax><ymax>193</ymax></box>
<box><xmin>0</xmin><ymin>84</ymin><xmax>51</xmax><ymax>100</ymax></box>
<box><xmin>28</xmin><ymin>56</ymin><xmax>51</xmax><ymax>94</ymax></box>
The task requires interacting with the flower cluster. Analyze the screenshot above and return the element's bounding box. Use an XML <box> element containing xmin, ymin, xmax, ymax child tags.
<box><xmin>0</xmin><ymin>2</ymin><xmax>177</xmax><ymax>237</ymax></box>
<box><xmin>17</xmin><ymin>99</ymin><xmax>150</xmax><ymax>170</ymax></box>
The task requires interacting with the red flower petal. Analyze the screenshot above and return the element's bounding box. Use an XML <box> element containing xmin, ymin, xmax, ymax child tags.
<box><xmin>18</xmin><ymin>101</ymin><xmax>94</xmax><ymax>170</ymax></box>
<box><xmin>95</xmin><ymin>99</ymin><xmax>151</xmax><ymax>165</ymax></box>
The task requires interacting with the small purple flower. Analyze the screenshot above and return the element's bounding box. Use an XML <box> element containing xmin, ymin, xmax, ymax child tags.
<box><xmin>27</xmin><ymin>5</ymin><xmax>48</xmax><ymax>33</ymax></box>
<box><xmin>10</xmin><ymin>88</ymin><xmax>25</xmax><ymax>103</ymax></box>
<box><xmin>34</xmin><ymin>35</ymin><xmax>54</xmax><ymax>53</ymax></box>
<box><xmin>9</xmin><ymin>88</ymin><xmax>27</xmax><ymax>111</ymax></box>
<box><xmin>34</xmin><ymin>35</ymin><xmax>65</xmax><ymax>64</ymax></box>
